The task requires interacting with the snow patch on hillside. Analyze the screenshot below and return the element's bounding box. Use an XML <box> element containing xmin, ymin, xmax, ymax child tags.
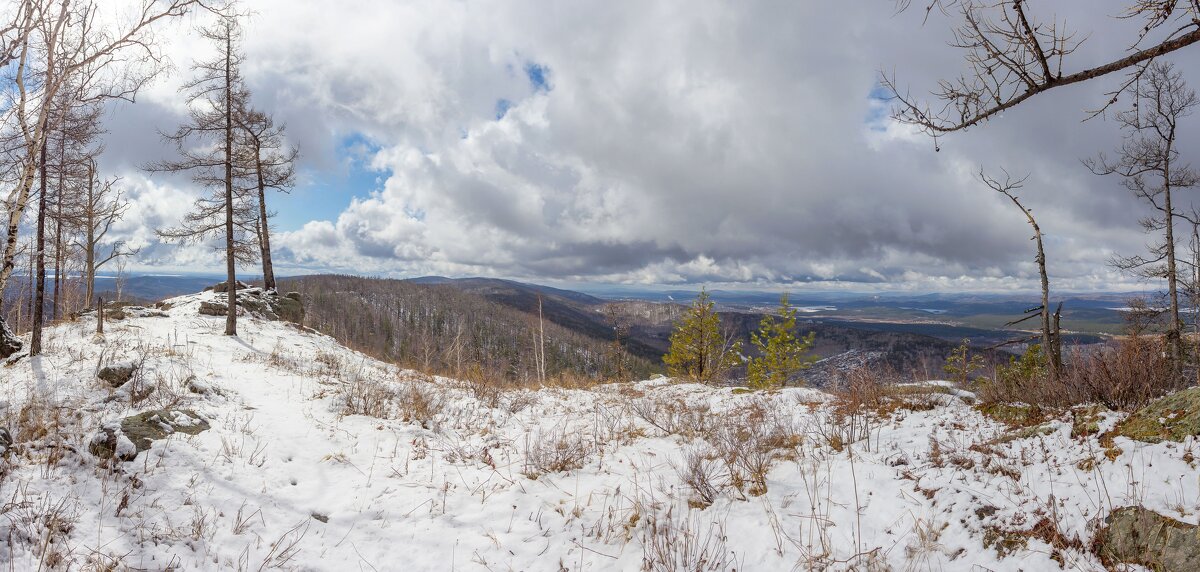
<box><xmin>0</xmin><ymin>289</ymin><xmax>1196</xmax><ymax>570</ymax></box>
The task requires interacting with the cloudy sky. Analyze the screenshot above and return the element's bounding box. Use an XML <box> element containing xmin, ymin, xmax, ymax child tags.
<box><xmin>96</xmin><ymin>0</ymin><xmax>1200</xmax><ymax>292</ymax></box>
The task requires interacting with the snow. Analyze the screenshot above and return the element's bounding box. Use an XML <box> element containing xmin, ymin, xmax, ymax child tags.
<box><xmin>0</xmin><ymin>288</ymin><xmax>1196</xmax><ymax>570</ymax></box>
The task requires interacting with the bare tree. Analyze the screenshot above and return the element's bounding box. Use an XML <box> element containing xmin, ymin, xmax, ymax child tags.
<box><xmin>74</xmin><ymin>159</ymin><xmax>134</xmax><ymax>305</ymax></box>
<box><xmin>884</xmin><ymin>1</ymin><xmax>1200</xmax><ymax>141</ymax></box>
<box><xmin>0</xmin><ymin>0</ymin><xmax>202</xmax><ymax>356</ymax></box>
<box><xmin>1086</xmin><ymin>61</ymin><xmax>1198</xmax><ymax>376</ymax></box>
<box><xmin>148</xmin><ymin>11</ymin><xmax>254</xmax><ymax>336</ymax></box>
<box><xmin>979</xmin><ymin>168</ymin><xmax>1061</xmax><ymax>378</ymax></box>
<box><xmin>235</xmin><ymin>107</ymin><xmax>295</xmax><ymax>292</ymax></box>
<box><xmin>45</xmin><ymin>81</ymin><xmax>103</xmax><ymax>320</ymax></box>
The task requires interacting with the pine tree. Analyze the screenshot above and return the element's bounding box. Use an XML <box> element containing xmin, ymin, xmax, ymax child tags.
<box><xmin>663</xmin><ymin>289</ymin><xmax>741</xmax><ymax>383</ymax></box>
<box><xmin>944</xmin><ymin>339</ymin><xmax>985</xmax><ymax>386</ymax></box>
<box><xmin>746</xmin><ymin>294</ymin><xmax>816</xmax><ymax>389</ymax></box>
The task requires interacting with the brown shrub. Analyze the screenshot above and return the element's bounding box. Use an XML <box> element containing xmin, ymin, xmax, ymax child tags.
<box><xmin>981</xmin><ymin>337</ymin><xmax>1182</xmax><ymax>411</ymax></box>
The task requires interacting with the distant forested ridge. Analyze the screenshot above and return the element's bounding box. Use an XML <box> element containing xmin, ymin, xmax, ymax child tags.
<box><xmin>279</xmin><ymin>275</ymin><xmax>653</xmax><ymax>382</ymax></box>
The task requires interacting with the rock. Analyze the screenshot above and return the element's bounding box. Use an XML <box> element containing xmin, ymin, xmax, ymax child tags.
<box><xmin>97</xmin><ymin>363</ymin><xmax>137</xmax><ymax>387</ymax></box>
<box><xmin>212</xmin><ymin>280</ymin><xmax>253</xmax><ymax>293</ymax></box>
<box><xmin>199</xmin><ymin>301</ymin><xmax>229</xmax><ymax>316</ymax></box>
<box><xmin>0</xmin><ymin>317</ymin><xmax>22</xmax><ymax>359</ymax></box>
<box><xmin>88</xmin><ymin>428</ymin><xmax>137</xmax><ymax>462</ymax></box>
<box><xmin>285</xmin><ymin>291</ymin><xmax>301</xmax><ymax>301</ymax></box>
<box><xmin>185</xmin><ymin>375</ymin><xmax>211</xmax><ymax>394</ymax></box>
<box><xmin>120</xmin><ymin>409</ymin><xmax>210</xmax><ymax>452</ymax></box>
<box><xmin>1114</xmin><ymin>387</ymin><xmax>1200</xmax><ymax>443</ymax></box>
<box><xmin>1094</xmin><ymin>506</ymin><xmax>1200</xmax><ymax>571</ymax></box>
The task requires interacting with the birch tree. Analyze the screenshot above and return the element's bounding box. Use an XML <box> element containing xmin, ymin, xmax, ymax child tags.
<box><xmin>0</xmin><ymin>0</ymin><xmax>201</xmax><ymax>356</ymax></box>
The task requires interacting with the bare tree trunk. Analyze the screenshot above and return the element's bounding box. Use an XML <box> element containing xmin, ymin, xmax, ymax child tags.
<box><xmin>537</xmin><ymin>294</ymin><xmax>546</xmax><ymax>383</ymax></box>
<box><xmin>84</xmin><ymin>163</ymin><xmax>95</xmax><ymax>305</ymax></box>
<box><xmin>223</xmin><ymin>27</ymin><xmax>237</xmax><ymax>336</ymax></box>
<box><xmin>982</xmin><ymin>169</ymin><xmax>1061</xmax><ymax>378</ymax></box>
<box><xmin>52</xmin><ymin>127</ymin><xmax>66</xmax><ymax>321</ymax></box>
<box><xmin>31</xmin><ymin>141</ymin><xmax>47</xmax><ymax>355</ymax></box>
<box><xmin>1164</xmin><ymin>153</ymin><xmax>1182</xmax><ymax>377</ymax></box>
<box><xmin>256</xmin><ymin>165</ymin><xmax>275</xmax><ymax>291</ymax></box>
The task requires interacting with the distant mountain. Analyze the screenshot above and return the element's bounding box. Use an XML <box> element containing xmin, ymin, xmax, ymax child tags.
<box><xmin>404</xmin><ymin>276</ymin><xmax>664</xmax><ymax>361</ymax></box>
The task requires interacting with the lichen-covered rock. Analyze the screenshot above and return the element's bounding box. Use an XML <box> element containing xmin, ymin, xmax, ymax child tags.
<box><xmin>1114</xmin><ymin>387</ymin><xmax>1200</xmax><ymax>443</ymax></box>
<box><xmin>97</xmin><ymin>363</ymin><xmax>137</xmax><ymax>387</ymax></box>
<box><xmin>1094</xmin><ymin>506</ymin><xmax>1200</xmax><ymax>571</ymax></box>
<box><xmin>120</xmin><ymin>409</ymin><xmax>210</xmax><ymax>452</ymax></box>
<box><xmin>0</xmin><ymin>317</ymin><xmax>22</xmax><ymax>359</ymax></box>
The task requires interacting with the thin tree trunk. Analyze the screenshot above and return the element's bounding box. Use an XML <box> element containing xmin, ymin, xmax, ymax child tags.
<box><xmin>223</xmin><ymin>25</ymin><xmax>237</xmax><ymax>336</ymax></box>
<box><xmin>256</xmin><ymin>159</ymin><xmax>275</xmax><ymax>291</ymax></box>
<box><xmin>1164</xmin><ymin>150</ymin><xmax>1181</xmax><ymax>377</ymax></box>
<box><xmin>31</xmin><ymin>141</ymin><xmax>47</xmax><ymax>355</ymax></box>
<box><xmin>84</xmin><ymin>163</ymin><xmax>95</xmax><ymax>305</ymax></box>
<box><xmin>52</xmin><ymin>130</ymin><xmax>65</xmax><ymax>321</ymax></box>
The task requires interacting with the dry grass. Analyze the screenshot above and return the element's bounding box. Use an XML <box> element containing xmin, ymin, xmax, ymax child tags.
<box><xmin>396</xmin><ymin>382</ymin><xmax>446</xmax><ymax>430</ymax></box>
<box><xmin>521</xmin><ymin>426</ymin><xmax>594</xmax><ymax>479</ymax></box>
<box><xmin>641</xmin><ymin>509</ymin><xmax>735</xmax><ymax>572</ymax></box>
<box><xmin>339</xmin><ymin>375</ymin><xmax>395</xmax><ymax>419</ymax></box>
<box><xmin>630</xmin><ymin>396</ymin><xmax>712</xmax><ymax>438</ymax></box>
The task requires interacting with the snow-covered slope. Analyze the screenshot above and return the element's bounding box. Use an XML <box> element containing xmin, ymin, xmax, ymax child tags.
<box><xmin>0</xmin><ymin>289</ymin><xmax>1196</xmax><ymax>570</ymax></box>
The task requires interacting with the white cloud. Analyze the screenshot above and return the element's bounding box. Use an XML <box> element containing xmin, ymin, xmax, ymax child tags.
<box><xmin>88</xmin><ymin>0</ymin><xmax>1197</xmax><ymax>292</ymax></box>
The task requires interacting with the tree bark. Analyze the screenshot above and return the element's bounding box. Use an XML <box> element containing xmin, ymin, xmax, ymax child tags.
<box><xmin>255</xmin><ymin>158</ymin><xmax>275</xmax><ymax>291</ymax></box>
<box><xmin>31</xmin><ymin>140</ymin><xmax>47</xmax><ymax>355</ymax></box>
<box><xmin>84</xmin><ymin>163</ymin><xmax>96</xmax><ymax>305</ymax></box>
<box><xmin>223</xmin><ymin>25</ymin><xmax>237</xmax><ymax>336</ymax></box>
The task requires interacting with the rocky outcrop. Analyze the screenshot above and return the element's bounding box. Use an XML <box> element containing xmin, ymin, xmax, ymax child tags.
<box><xmin>198</xmin><ymin>285</ymin><xmax>304</xmax><ymax>325</ymax></box>
<box><xmin>208</xmin><ymin>280</ymin><xmax>253</xmax><ymax>293</ymax></box>
<box><xmin>1093</xmin><ymin>506</ymin><xmax>1200</xmax><ymax>571</ymax></box>
<box><xmin>1113</xmin><ymin>387</ymin><xmax>1200</xmax><ymax>443</ymax></box>
<box><xmin>199</xmin><ymin>301</ymin><xmax>228</xmax><ymax>316</ymax></box>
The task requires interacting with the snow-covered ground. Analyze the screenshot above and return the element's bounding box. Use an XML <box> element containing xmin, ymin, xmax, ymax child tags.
<box><xmin>1</xmin><ymin>289</ymin><xmax>1196</xmax><ymax>571</ymax></box>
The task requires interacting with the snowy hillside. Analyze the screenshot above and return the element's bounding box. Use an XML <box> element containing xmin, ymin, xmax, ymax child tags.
<box><xmin>1</xmin><ymin>288</ymin><xmax>1198</xmax><ymax>571</ymax></box>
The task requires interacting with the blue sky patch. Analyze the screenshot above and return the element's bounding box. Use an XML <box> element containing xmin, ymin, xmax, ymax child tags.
<box><xmin>495</xmin><ymin>98</ymin><xmax>514</xmax><ymax>119</ymax></box>
<box><xmin>525</xmin><ymin>62</ymin><xmax>550</xmax><ymax>92</ymax></box>
<box><xmin>273</xmin><ymin>133</ymin><xmax>387</xmax><ymax>231</ymax></box>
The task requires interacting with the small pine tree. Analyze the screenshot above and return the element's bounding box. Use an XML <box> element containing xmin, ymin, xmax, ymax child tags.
<box><xmin>943</xmin><ymin>338</ymin><xmax>985</xmax><ymax>386</ymax></box>
<box><xmin>663</xmin><ymin>289</ymin><xmax>741</xmax><ymax>383</ymax></box>
<box><xmin>746</xmin><ymin>294</ymin><xmax>816</xmax><ymax>389</ymax></box>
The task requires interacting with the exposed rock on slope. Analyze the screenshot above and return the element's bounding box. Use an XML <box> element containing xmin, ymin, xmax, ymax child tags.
<box><xmin>197</xmin><ymin>283</ymin><xmax>305</xmax><ymax>324</ymax></box>
<box><xmin>1094</xmin><ymin>506</ymin><xmax>1200</xmax><ymax>571</ymax></box>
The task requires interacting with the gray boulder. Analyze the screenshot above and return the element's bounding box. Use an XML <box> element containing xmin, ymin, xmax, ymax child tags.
<box><xmin>1094</xmin><ymin>505</ymin><xmax>1200</xmax><ymax>571</ymax></box>
<box><xmin>98</xmin><ymin>363</ymin><xmax>137</xmax><ymax>387</ymax></box>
